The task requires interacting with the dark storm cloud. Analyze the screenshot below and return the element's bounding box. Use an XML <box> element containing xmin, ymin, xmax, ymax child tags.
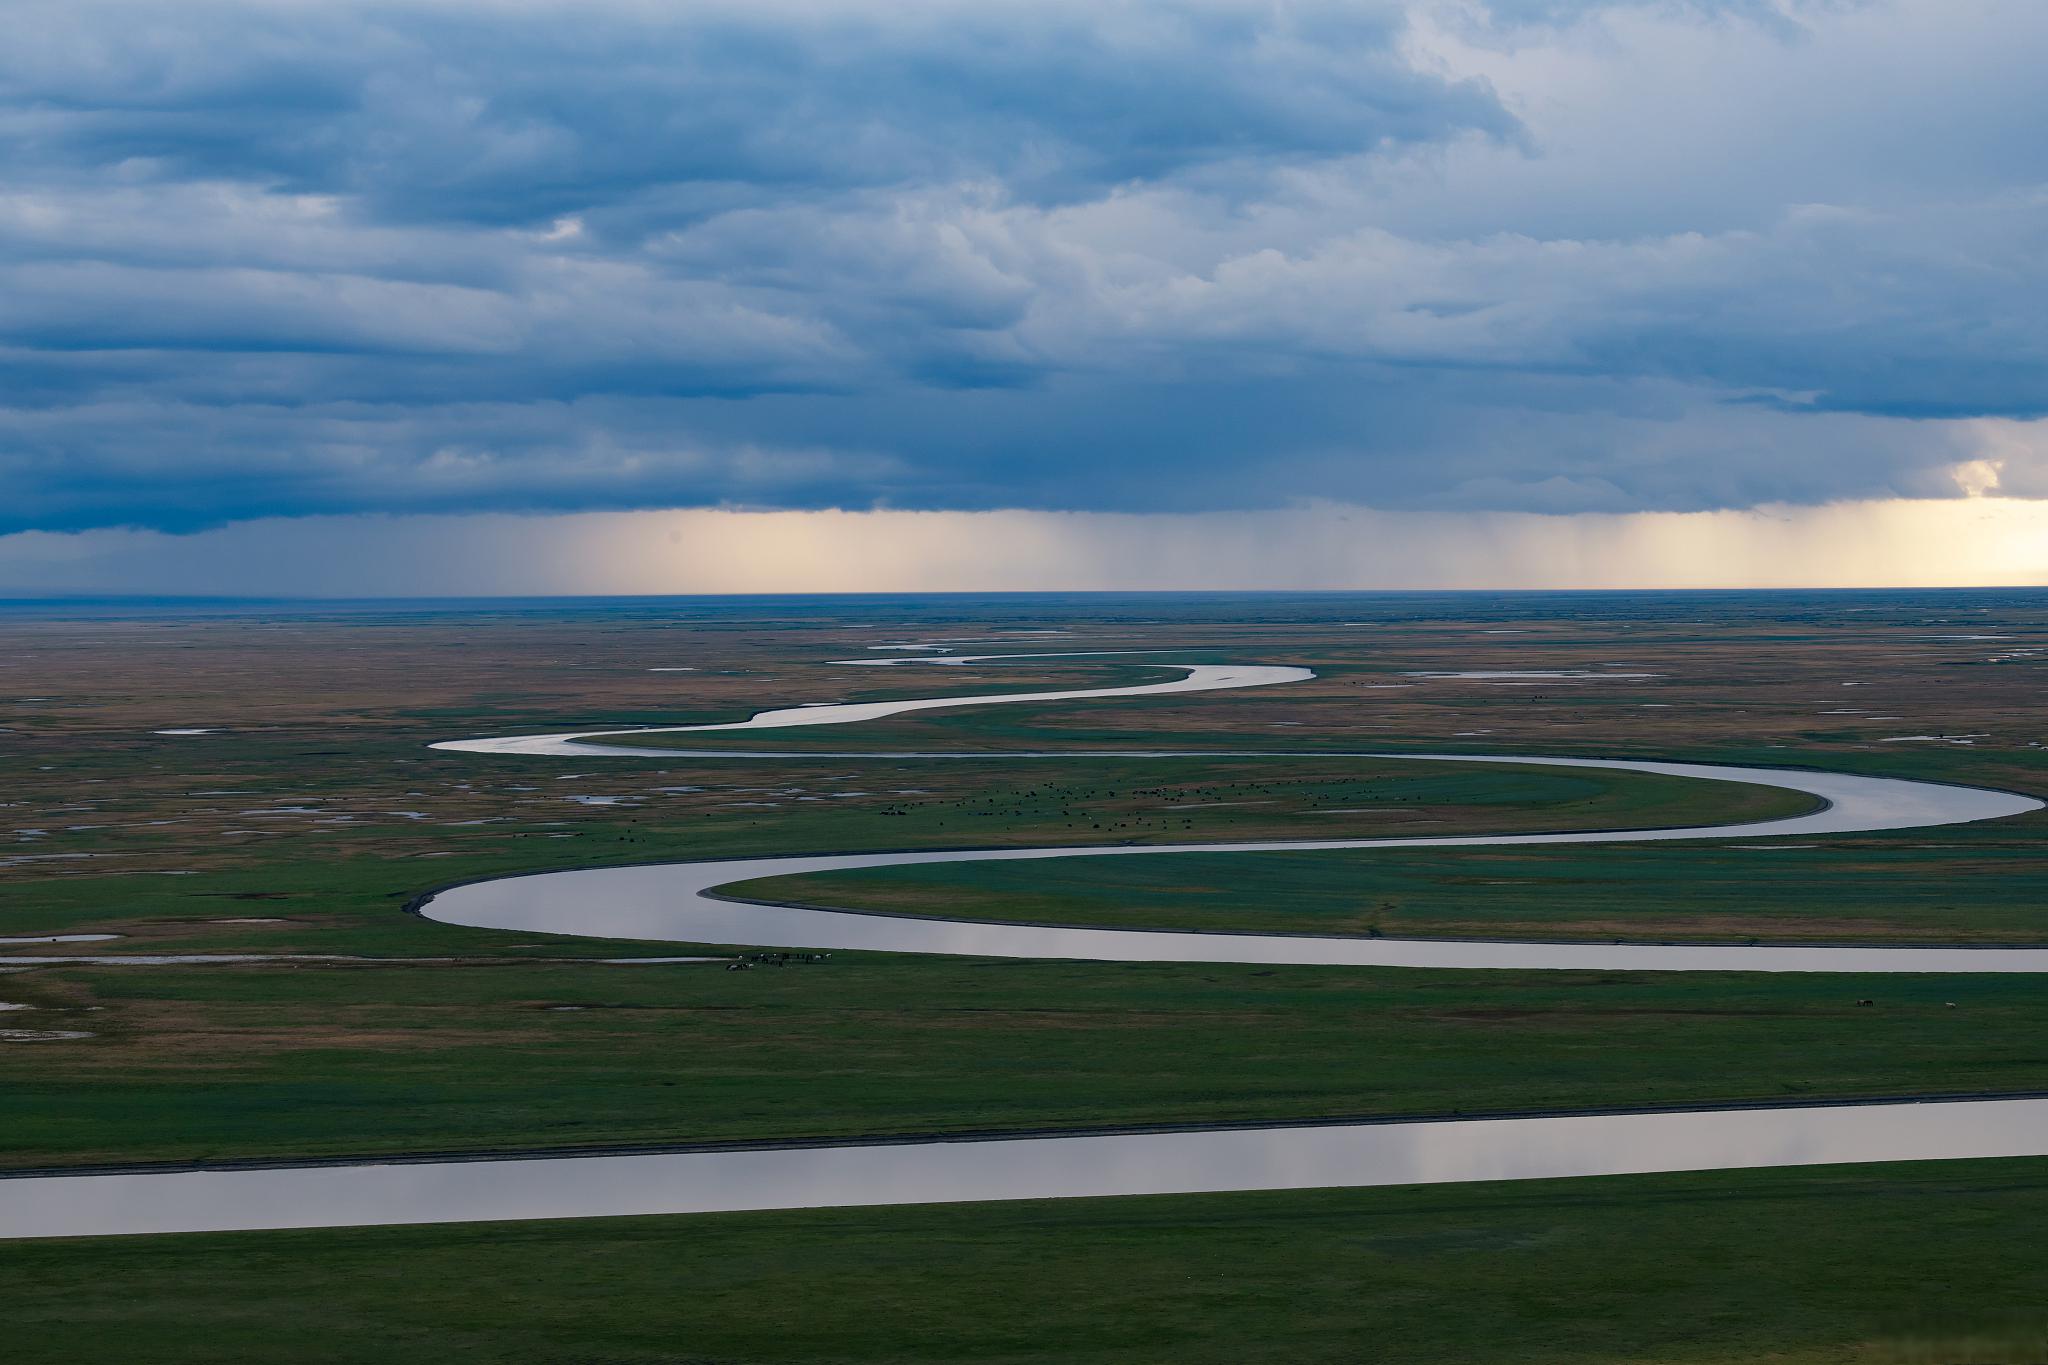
<box><xmin>2</xmin><ymin>0</ymin><xmax>2046</xmax><ymax>533</ymax></box>
<box><xmin>3</xmin><ymin>2</ymin><xmax>1504</xmax><ymax>222</ymax></box>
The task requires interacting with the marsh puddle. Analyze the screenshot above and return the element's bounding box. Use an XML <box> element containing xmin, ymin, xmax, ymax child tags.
<box><xmin>0</xmin><ymin>934</ymin><xmax>119</xmax><ymax>945</ymax></box>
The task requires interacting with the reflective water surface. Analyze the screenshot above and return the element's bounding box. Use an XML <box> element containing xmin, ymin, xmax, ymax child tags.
<box><xmin>430</xmin><ymin>662</ymin><xmax>1311</xmax><ymax>756</ymax></box>
<box><xmin>426</xmin><ymin>658</ymin><xmax>2041</xmax><ymax>972</ymax></box>
<box><xmin>7</xmin><ymin>1098</ymin><xmax>2048</xmax><ymax>1240</ymax></box>
<box><xmin>424</xmin><ymin>754</ymin><xmax>2045</xmax><ymax>972</ymax></box>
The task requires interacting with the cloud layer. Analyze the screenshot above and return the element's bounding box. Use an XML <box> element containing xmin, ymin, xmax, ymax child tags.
<box><xmin>4</xmin><ymin>0</ymin><xmax>2047</xmax><ymax>533</ymax></box>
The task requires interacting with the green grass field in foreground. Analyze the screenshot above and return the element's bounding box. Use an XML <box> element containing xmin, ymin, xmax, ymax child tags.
<box><xmin>10</xmin><ymin>1158</ymin><xmax>2048</xmax><ymax>1364</ymax></box>
<box><xmin>7</xmin><ymin>957</ymin><xmax>2048</xmax><ymax>1169</ymax></box>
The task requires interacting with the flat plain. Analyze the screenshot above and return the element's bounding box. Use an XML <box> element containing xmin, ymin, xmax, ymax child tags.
<box><xmin>5</xmin><ymin>590</ymin><xmax>2048</xmax><ymax>1361</ymax></box>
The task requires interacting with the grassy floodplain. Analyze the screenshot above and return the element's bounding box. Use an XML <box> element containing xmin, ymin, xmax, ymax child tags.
<box><xmin>14</xmin><ymin>957</ymin><xmax>2048</xmax><ymax>1168</ymax></box>
<box><xmin>5</xmin><ymin>590</ymin><xmax>2048</xmax><ymax>1361</ymax></box>
<box><xmin>731</xmin><ymin>819</ymin><xmax>2048</xmax><ymax>944</ymax></box>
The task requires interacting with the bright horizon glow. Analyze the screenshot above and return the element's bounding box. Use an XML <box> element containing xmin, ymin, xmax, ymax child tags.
<box><xmin>2</xmin><ymin>497</ymin><xmax>2041</xmax><ymax>597</ymax></box>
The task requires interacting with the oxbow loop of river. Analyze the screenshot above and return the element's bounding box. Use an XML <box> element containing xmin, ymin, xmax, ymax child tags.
<box><xmin>424</xmin><ymin>655</ymin><xmax>2044</xmax><ymax>972</ymax></box>
<box><xmin>5</xmin><ymin>655</ymin><xmax>2047</xmax><ymax>1240</ymax></box>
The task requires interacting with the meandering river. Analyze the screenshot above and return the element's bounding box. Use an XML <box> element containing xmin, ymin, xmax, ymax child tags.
<box><xmin>6</xmin><ymin>658</ymin><xmax>2044</xmax><ymax>1239</ymax></box>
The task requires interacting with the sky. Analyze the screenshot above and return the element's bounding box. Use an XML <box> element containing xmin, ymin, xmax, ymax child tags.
<box><xmin>3</xmin><ymin>0</ymin><xmax>2046</xmax><ymax>593</ymax></box>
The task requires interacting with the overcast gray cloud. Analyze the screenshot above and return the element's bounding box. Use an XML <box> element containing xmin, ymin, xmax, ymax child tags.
<box><xmin>2</xmin><ymin>0</ymin><xmax>2046</xmax><ymax>533</ymax></box>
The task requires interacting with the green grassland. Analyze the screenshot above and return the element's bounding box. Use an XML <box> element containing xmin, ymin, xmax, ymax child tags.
<box><xmin>0</xmin><ymin>746</ymin><xmax>2001</xmax><ymax>1174</ymax></box>
<box><xmin>0</xmin><ymin>755</ymin><xmax>1816</xmax><ymax>956</ymax></box>
<box><xmin>0</xmin><ymin>611</ymin><xmax>2042</xmax><ymax>1173</ymax></box>
<box><xmin>732</xmin><ymin>810</ymin><xmax>2048</xmax><ymax>944</ymax></box>
<box><xmin>9</xmin><ymin>954</ymin><xmax>2048</xmax><ymax>1169</ymax></box>
<box><xmin>11</xmin><ymin>1158</ymin><xmax>2048</xmax><ymax>1364</ymax></box>
<box><xmin>5</xmin><ymin>596</ymin><xmax>2048</xmax><ymax>1362</ymax></box>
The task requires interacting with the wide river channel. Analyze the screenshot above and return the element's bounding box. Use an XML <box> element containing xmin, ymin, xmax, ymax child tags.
<box><xmin>6</xmin><ymin>656</ymin><xmax>2046</xmax><ymax>1239</ymax></box>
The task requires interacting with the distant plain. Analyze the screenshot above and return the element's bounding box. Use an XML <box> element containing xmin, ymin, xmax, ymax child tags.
<box><xmin>5</xmin><ymin>591</ymin><xmax>2047</xmax><ymax>1361</ymax></box>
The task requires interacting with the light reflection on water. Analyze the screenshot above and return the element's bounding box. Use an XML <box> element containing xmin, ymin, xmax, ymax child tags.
<box><xmin>424</xmin><ymin>755</ymin><xmax>2045</xmax><ymax>972</ymax></box>
<box><xmin>429</xmin><ymin>664</ymin><xmax>1313</xmax><ymax>756</ymax></box>
<box><xmin>7</xmin><ymin>1098</ymin><xmax>2048</xmax><ymax>1240</ymax></box>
